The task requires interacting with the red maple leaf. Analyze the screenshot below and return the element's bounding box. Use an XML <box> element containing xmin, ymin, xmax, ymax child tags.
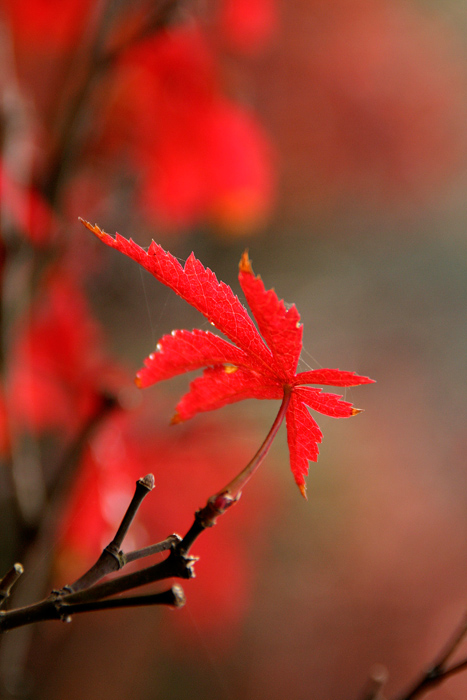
<box><xmin>82</xmin><ymin>220</ymin><xmax>373</xmax><ymax>497</ymax></box>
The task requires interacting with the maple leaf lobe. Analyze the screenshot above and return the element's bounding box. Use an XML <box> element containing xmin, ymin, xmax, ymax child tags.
<box><xmin>80</xmin><ymin>218</ymin><xmax>105</xmax><ymax>241</ymax></box>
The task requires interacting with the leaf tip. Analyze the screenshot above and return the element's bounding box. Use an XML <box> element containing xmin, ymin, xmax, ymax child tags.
<box><xmin>299</xmin><ymin>483</ymin><xmax>308</xmax><ymax>500</ymax></box>
<box><xmin>171</xmin><ymin>412</ymin><xmax>183</xmax><ymax>425</ymax></box>
<box><xmin>134</xmin><ymin>374</ymin><xmax>143</xmax><ymax>389</ymax></box>
<box><xmin>362</xmin><ymin>376</ymin><xmax>376</xmax><ymax>384</ymax></box>
<box><xmin>79</xmin><ymin>218</ymin><xmax>107</xmax><ymax>241</ymax></box>
<box><xmin>351</xmin><ymin>407</ymin><xmax>363</xmax><ymax>416</ymax></box>
<box><xmin>239</xmin><ymin>249</ymin><xmax>253</xmax><ymax>274</ymax></box>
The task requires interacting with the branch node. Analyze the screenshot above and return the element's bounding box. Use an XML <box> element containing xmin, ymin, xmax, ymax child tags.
<box><xmin>49</xmin><ymin>590</ymin><xmax>73</xmax><ymax>624</ymax></box>
<box><xmin>104</xmin><ymin>544</ymin><xmax>125</xmax><ymax>569</ymax></box>
<box><xmin>138</xmin><ymin>474</ymin><xmax>155</xmax><ymax>491</ymax></box>
<box><xmin>167</xmin><ymin>550</ymin><xmax>198</xmax><ymax>580</ymax></box>
<box><xmin>197</xmin><ymin>491</ymin><xmax>239</xmax><ymax>529</ymax></box>
<box><xmin>0</xmin><ymin>563</ymin><xmax>25</xmax><ymax>608</ymax></box>
<box><xmin>170</xmin><ymin>584</ymin><xmax>186</xmax><ymax>608</ymax></box>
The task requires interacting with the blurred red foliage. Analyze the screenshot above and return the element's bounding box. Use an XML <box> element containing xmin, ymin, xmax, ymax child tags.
<box><xmin>92</xmin><ymin>26</ymin><xmax>274</xmax><ymax>233</ymax></box>
<box><xmin>8</xmin><ymin>273</ymin><xmax>124</xmax><ymax>436</ymax></box>
<box><xmin>0</xmin><ymin>0</ymin><xmax>96</xmax><ymax>50</ymax></box>
<box><xmin>0</xmin><ymin>0</ymin><xmax>276</xmax><ymax>236</ymax></box>
<box><xmin>219</xmin><ymin>0</ymin><xmax>278</xmax><ymax>53</ymax></box>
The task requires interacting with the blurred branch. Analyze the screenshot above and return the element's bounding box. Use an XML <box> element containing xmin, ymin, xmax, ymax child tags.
<box><xmin>358</xmin><ymin>610</ymin><xmax>467</xmax><ymax>700</ymax></box>
<box><xmin>391</xmin><ymin>609</ymin><xmax>467</xmax><ymax>700</ymax></box>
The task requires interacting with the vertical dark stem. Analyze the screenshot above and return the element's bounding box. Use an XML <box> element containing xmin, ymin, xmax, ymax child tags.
<box><xmin>65</xmin><ymin>474</ymin><xmax>155</xmax><ymax>594</ymax></box>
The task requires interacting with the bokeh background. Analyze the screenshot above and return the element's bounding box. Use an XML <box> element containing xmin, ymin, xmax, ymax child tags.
<box><xmin>1</xmin><ymin>1</ymin><xmax>467</xmax><ymax>699</ymax></box>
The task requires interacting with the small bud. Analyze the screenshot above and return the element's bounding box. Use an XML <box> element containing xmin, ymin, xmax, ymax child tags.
<box><xmin>139</xmin><ymin>474</ymin><xmax>155</xmax><ymax>491</ymax></box>
<box><xmin>171</xmin><ymin>584</ymin><xmax>186</xmax><ymax>609</ymax></box>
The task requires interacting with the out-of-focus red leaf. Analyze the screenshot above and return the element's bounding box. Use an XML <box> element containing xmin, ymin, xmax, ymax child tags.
<box><xmin>0</xmin><ymin>161</ymin><xmax>57</xmax><ymax>245</ymax></box>
<box><xmin>9</xmin><ymin>273</ymin><xmax>124</xmax><ymax>435</ymax></box>
<box><xmin>0</xmin><ymin>0</ymin><xmax>95</xmax><ymax>50</ymax></box>
<box><xmin>220</xmin><ymin>0</ymin><xmax>277</xmax><ymax>53</ymax></box>
<box><xmin>84</xmin><ymin>221</ymin><xmax>374</xmax><ymax>495</ymax></box>
<box><xmin>94</xmin><ymin>27</ymin><xmax>274</xmax><ymax>234</ymax></box>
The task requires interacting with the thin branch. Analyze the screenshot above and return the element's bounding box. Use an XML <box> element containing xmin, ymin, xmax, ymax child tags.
<box><xmin>177</xmin><ymin>389</ymin><xmax>291</xmax><ymax>556</ymax></box>
<box><xmin>60</xmin><ymin>584</ymin><xmax>186</xmax><ymax>615</ymax></box>
<box><xmin>428</xmin><ymin>610</ymin><xmax>467</xmax><ymax>669</ymax></box>
<box><xmin>0</xmin><ymin>473</ymin><xmax>189</xmax><ymax>633</ymax></box>
<box><xmin>0</xmin><ymin>394</ymin><xmax>291</xmax><ymax>633</ymax></box>
<box><xmin>390</xmin><ymin>609</ymin><xmax>467</xmax><ymax>700</ymax></box>
<box><xmin>125</xmin><ymin>534</ymin><xmax>181</xmax><ymax>564</ymax></box>
<box><xmin>0</xmin><ymin>565</ymin><xmax>24</xmax><ymax>610</ymax></box>
<box><xmin>0</xmin><ymin>585</ymin><xmax>185</xmax><ymax>631</ymax></box>
<box><xmin>60</xmin><ymin>548</ymin><xmax>196</xmax><ymax>608</ymax></box>
<box><xmin>64</xmin><ymin>473</ymin><xmax>156</xmax><ymax>594</ymax></box>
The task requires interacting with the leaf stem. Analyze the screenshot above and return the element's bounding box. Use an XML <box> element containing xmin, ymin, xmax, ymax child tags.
<box><xmin>223</xmin><ymin>385</ymin><xmax>292</xmax><ymax>500</ymax></box>
<box><xmin>178</xmin><ymin>387</ymin><xmax>292</xmax><ymax>555</ymax></box>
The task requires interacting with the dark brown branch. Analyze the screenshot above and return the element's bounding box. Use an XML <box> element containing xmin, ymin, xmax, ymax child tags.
<box><xmin>59</xmin><ymin>551</ymin><xmax>195</xmax><ymax>608</ymax></box>
<box><xmin>359</xmin><ymin>665</ymin><xmax>388</xmax><ymax>700</ymax></box>
<box><xmin>64</xmin><ymin>473</ymin><xmax>156</xmax><ymax>594</ymax></box>
<box><xmin>387</xmin><ymin>609</ymin><xmax>467</xmax><ymax>700</ymax></box>
<box><xmin>61</xmin><ymin>584</ymin><xmax>186</xmax><ymax>614</ymax></box>
<box><xmin>0</xmin><ymin>565</ymin><xmax>24</xmax><ymax>610</ymax></box>
<box><xmin>125</xmin><ymin>535</ymin><xmax>181</xmax><ymax>563</ymax></box>
<box><xmin>0</xmin><ymin>472</ymin><xmax>190</xmax><ymax>633</ymax></box>
<box><xmin>0</xmin><ymin>585</ymin><xmax>185</xmax><ymax>632</ymax></box>
<box><xmin>0</xmin><ymin>394</ymin><xmax>290</xmax><ymax>633</ymax></box>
